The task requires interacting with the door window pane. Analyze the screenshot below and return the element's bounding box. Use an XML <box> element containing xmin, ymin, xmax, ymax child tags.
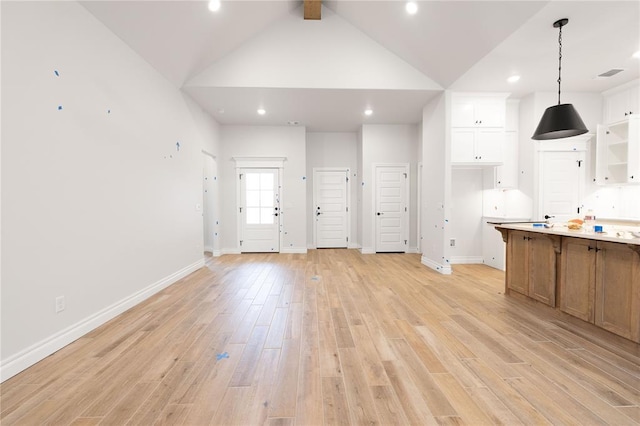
<box><xmin>260</xmin><ymin>173</ymin><xmax>274</xmax><ymax>190</ymax></box>
<box><xmin>246</xmin><ymin>190</ymin><xmax>260</xmax><ymax>207</ymax></box>
<box><xmin>245</xmin><ymin>171</ymin><xmax>277</xmax><ymax>225</ymax></box>
<box><xmin>246</xmin><ymin>173</ymin><xmax>260</xmax><ymax>190</ymax></box>
<box><xmin>261</xmin><ymin>190</ymin><xmax>274</xmax><ymax>207</ymax></box>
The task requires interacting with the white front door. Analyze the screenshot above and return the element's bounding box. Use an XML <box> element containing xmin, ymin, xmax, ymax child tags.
<box><xmin>240</xmin><ymin>169</ymin><xmax>280</xmax><ymax>252</ymax></box>
<box><xmin>314</xmin><ymin>169</ymin><xmax>348</xmax><ymax>248</ymax></box>
<box><xmin>375</xmin><ymin>165</ymin><xmax>408</xmax><ymax>253</ymax></box>
<box><xmin>540</xmin><ymin>151</ymin><xmax>585</xmax><ymax>222</ymax></box>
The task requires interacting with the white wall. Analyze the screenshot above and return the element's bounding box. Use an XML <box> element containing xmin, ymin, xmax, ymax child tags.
<box><xmin>185</xmin><ymin>96</ymin><xmax>222</xmax><ymax>255</ymax></box>
<box><xmin>219</xmin><ymin>126</ymin><xmax>307</xmax><ymax>253</ymax></box>
<box><xmin>360</xmin><ymin>124</ymin><xmax>420</xmax><ymax>253</ymax></box>
<box><xmin>356</xmin><ymin>129</ymin><xmax>364</xmax><ymax>248</ymax></box>
<box><xmin>450</xmin><ymin>169</ymin><xmax>483</xmax><ymax>263</ymax></box>
<box><xmin>1</xmin><ymin>2</ymin><xmax>221</xmax><ymax>380</ymax></box>
<box><xmin>186</xmin><ymin>6</ymin><xmax>439</xmax><ymax>91</ymax></box>
<box><xmin>420</xmin><ymin>93</ymin><xmax>452</xmax><ymax>273</ymax></box>
<box><xmin>305</xmin><ymin>132</ymin><xmax>358</xmax><ymax>248</ymax></box>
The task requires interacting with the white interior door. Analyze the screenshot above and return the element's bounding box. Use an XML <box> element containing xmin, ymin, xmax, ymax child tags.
<box><xmin>375</xmin><ymin>165</ymin><xmax>408</xmax><ymax>253</ymax></box>
<box><xmin>314</xmin><ymin>169</ymin><xmax>348</xmax><ymax>248</ymax></box>
<box><xmin>540</xmin><ymin>151</ymin><xmax>585</xmax><ymax>222</ymax></box>
<box><xmin>240</xmin><ymin>169</ymin><xmax>280</xmax><ymax>252</ymax></box>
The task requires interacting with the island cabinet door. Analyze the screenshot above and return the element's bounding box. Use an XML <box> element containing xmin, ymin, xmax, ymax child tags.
<box><xmin>559</xmin><ymin>237</ymin><xmax>596</xmax><ymax>322</ymax></box>
<box><xmin>528</xmin><ymin>234</ymin><xmax>557</xmax><ymax>307</ymax></box>
<box><xmin>507</xmin><ymin>230</ymin><xmax>529</xmax><ymax>296</ymax></box>
<box><xmin>595</xmin><ymin>242</ymin><xmax>640</xmax><ymax>343</ymax></box>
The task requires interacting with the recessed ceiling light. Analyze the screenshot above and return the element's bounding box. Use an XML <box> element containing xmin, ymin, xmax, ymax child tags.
<box><xmin>633</xmin><ymin>50</ymin><xmax>640</xmax><ymax>59</ymax></box>
<box><xmin>405</xmin><ymin>2</ymin><xmax>418</xmax><ymax>15</ymax></box>
<box><xmin>507</xmin><ymin>75</ymin><xmax>520</xmax><ymax>83</ymax></box>
<box><xmin>208</xmin><ymin>0</ymin><xmax>221</xmax><ymax>12</ymax></box>
<box><xmin>364</xmin><ymin>109</ymin><xmax>373</xmax><ymax>116</ymax></box>
<box><xmin>257</xmin><ymin>108</ymin><xmax>266</xmax><ymax>115</ymax></box>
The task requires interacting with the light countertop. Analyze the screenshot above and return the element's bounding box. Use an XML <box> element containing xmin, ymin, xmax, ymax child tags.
<box><xmin>493</xmin><ymin>222</ymin><xmax>640</xmax><ymax>246</ymax></box>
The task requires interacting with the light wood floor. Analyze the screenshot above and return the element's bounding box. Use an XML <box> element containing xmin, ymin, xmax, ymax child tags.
<box><xmin>2</xmin><ymin>250</ymin><xmax>639</xmax><ymax>425</ymax></box>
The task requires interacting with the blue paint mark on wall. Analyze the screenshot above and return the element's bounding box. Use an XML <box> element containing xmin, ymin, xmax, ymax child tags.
<box><xmin>54</xmin><ymin>70</ymin><xmax>59</xmax><ymax>77</ymax></box>
<box><xmin>57</xmin><ymin>105</ymin><xmax>63</xmax><ymax>110</ymax></box>
<box><xmin>176</xmin><ymin>142</ymin><xmax>180</xmax><ymax>151</ymax></box>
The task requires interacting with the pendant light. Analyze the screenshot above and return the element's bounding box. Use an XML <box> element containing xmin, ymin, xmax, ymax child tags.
<box><xmin>532</xmin><ymin>18</ymin><xmax>588</xmax><ymax>140</ymax></box>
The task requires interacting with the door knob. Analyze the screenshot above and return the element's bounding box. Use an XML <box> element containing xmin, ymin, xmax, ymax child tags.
<box><xmin>316</xmin><ymin>211</ymin><xmax>322</xmax><ymax>216</ymax></box>
<box><xmin>377</xmin><ymin>212</ymin><xmax>383</xmax><ymax>216</ymax></box>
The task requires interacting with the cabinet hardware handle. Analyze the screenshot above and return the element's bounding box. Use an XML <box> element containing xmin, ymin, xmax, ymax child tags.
<box><xmin>588</xmin><ymin>246</ymin><xmax>594</xmax><ymax>251</ymax></box>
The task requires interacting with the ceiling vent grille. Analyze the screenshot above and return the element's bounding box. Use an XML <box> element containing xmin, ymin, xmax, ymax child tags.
<box><xmin>598</xmin><ymin>69</ymin><xmax>624</xmax><ymax>78</ymax></box>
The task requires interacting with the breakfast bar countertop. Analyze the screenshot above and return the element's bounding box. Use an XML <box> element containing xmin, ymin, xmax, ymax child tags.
<box><xmin>492</xmin><ymin>222</ymin><xmax>640</xmax><ymax>246</ymax></box>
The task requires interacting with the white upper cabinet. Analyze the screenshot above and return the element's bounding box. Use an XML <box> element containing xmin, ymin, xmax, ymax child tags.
<box><xmin>451</xmin><ymin>128</ymin><xmax>504</xmax><ymax>164</ymax></box>
<box><xmin>450</xmin><ymin>93</ymin><xmax>509</xmax><ymax>166</ymax></box>
<box><xmin>603</xmin><ymin>81</ymin><xmax>639</xmax><ymax>125</ymax></box>
<box><xmin>451</xmin><ymin>96</ymin><xmax>507</xmax><ymax>128</ymax></box>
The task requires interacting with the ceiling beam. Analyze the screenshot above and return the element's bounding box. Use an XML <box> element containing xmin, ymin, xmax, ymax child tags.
<box><xmin>304</xmin><ymin>0</ymin><xmax>321</xmax><ymax>20</ymax></box>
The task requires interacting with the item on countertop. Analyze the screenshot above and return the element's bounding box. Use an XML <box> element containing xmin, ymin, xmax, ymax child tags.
<box><xmin>594</xmin><ymin>225</ymin><xmax>603</xmax><ymax>233</ymax></box>
<box><xmin>584</xmin><ymin>209</ymin><xmax>596</xmax><ymax>228</ymax></box>
<box><xmin>544</xmin><ymin>223</ymin><xmax>555</xmax><ymax>228</ymax></box>
<box><xmin>567</xmin><ymin>218</ymin><xmax>583</xmax><ymax>230</ymax></box>
<box><xmin>631</xmin><ymin>231</ymin><xmax>640</xmax><ymax>238</ymax></box>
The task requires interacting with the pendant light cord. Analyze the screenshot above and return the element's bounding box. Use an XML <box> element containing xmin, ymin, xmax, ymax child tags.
<box><xmin>557</xmin><ymin>23</ymin><xmax>563</xmax><ymax>105</ymax></box>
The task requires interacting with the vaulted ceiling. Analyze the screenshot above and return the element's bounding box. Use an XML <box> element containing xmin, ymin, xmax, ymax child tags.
<box><xmin>82</xmin><ymin>1</ymin><xmax>639</xmax><ymax>131</ymax></box>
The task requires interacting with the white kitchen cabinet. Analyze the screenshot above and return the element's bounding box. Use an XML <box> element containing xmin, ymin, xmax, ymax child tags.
<box><xmin>483</xmin><ymin>220</ymin><xmax>505</xmax><ymax>270</ymax></box>
<box><xmin>451</xmin><ymin>128</ymin><xmax>504</xmax><ymax>164</ymax></box>
<box><xmin>451</xmin><ymin>96</ymin><xmax>507</xmax><ymax>128</ymax></box>
<box><xmin>603</xmin><ymin>81</ymin><xmax>639</xmax><ymax>125</ymax></box>
<box><xmin>595</xmin><ymin>115</ymin><xmax>640</xmax><ymax>184</ymax></box>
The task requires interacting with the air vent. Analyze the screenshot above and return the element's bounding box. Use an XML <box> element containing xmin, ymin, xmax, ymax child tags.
<box><xmin>598</xmin><ymin>69</ymin><xmax>624</xmax><ymax>78</ymax></box>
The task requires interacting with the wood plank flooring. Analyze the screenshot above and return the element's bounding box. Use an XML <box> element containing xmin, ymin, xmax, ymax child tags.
<box><xmin>2</xmin><ymin>249</ymin><xmax>639</xmax><ymax>425</ymax></box>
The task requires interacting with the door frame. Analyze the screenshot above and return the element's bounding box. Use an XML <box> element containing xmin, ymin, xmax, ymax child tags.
<box><xmin>372</xmin><ymin>163</ymin><xmax>410</xmax><ymax>253</ymax></box>
<box><xmin>202</xmin><ymin>150</ymin><xmax>218</xmax><ymax>256</ymax></box>
<box><xmin>312</xmin><ymin>167</ymin><xmax>351</xmax><ymax>249</ymax></box>
<box><xmin>234</xmin><ymin>157</ymin><xmax>286</xmax><ymax>253</ymax></box>
<box><xmin>535</xmin><ymin>138</ymin><xmax>590</xmax><ymax>220</ymax></box>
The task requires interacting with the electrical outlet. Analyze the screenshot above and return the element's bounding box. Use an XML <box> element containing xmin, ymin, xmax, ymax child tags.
<box><xmin>450</xmin><ymin>238</ymin><xmax>456</xmax><ymax>247</ymax></box>
<box><xmin>55</xmin><ymin>296</ymin><xmax>65</xmax><ymax>313</ymax></box>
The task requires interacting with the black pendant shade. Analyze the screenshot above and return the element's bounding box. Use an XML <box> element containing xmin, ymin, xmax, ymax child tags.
<box><xmin>532</xmin><ymin>18</ymin><xmax>589</xmax><ymax>141</ymax></box>
<box><xmin>531</xmin><ymin>103</ymin><xmax>588</xmax><ymax>140</ymax></box>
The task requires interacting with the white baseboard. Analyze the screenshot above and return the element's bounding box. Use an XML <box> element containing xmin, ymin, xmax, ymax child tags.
<box><xmin>212</xmin><ymin>250</ymin><xmax>222</xmax><ymax>257</ymax></box>
<box><xmin>348</xmin><ymin>243</ymin><xmax>359</xmax><ymax>249</ymax></box>
<box><xmin>221</xmin><ymin>248</ymin><xmax>241</xmax><ymax>255</ymax></box>
<box><xmin>407</xmin><ymin>247</ymin><xmax>420</xmax><ymax>254</ymax></box>
<box><xmin>360</xmin><ymin>247</ymin><xmax>375</xmax><ymax>254</ymax></box>
<box><xmin>281</xmin><ymin>247</ymin><xmax>307</xmax><ymax>254</ymax></box>
<box><xmin>0</xmin><ymin>259</ymin><xmax>204</xmax><ymax>382</ymax></box>
<box><xmin>204</xmin><ymin>245</ymin><xmax>214</xmax><ymax>253</ymax></box>
<box><xmin>450</xmin><ymin>256</ymin><xmax>484</xmax><ymax>264</ymax></box>
<box><xmin>421</xmin><ymin>256</ymin><xmax>452</xmax><ymax>275</ymax></box>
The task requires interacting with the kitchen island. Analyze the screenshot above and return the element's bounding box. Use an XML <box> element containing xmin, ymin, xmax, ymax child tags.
<box><xmin>494</xmin><ymin>223</ymin><xmax>640</xmax><ymax>343</ymax></box>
